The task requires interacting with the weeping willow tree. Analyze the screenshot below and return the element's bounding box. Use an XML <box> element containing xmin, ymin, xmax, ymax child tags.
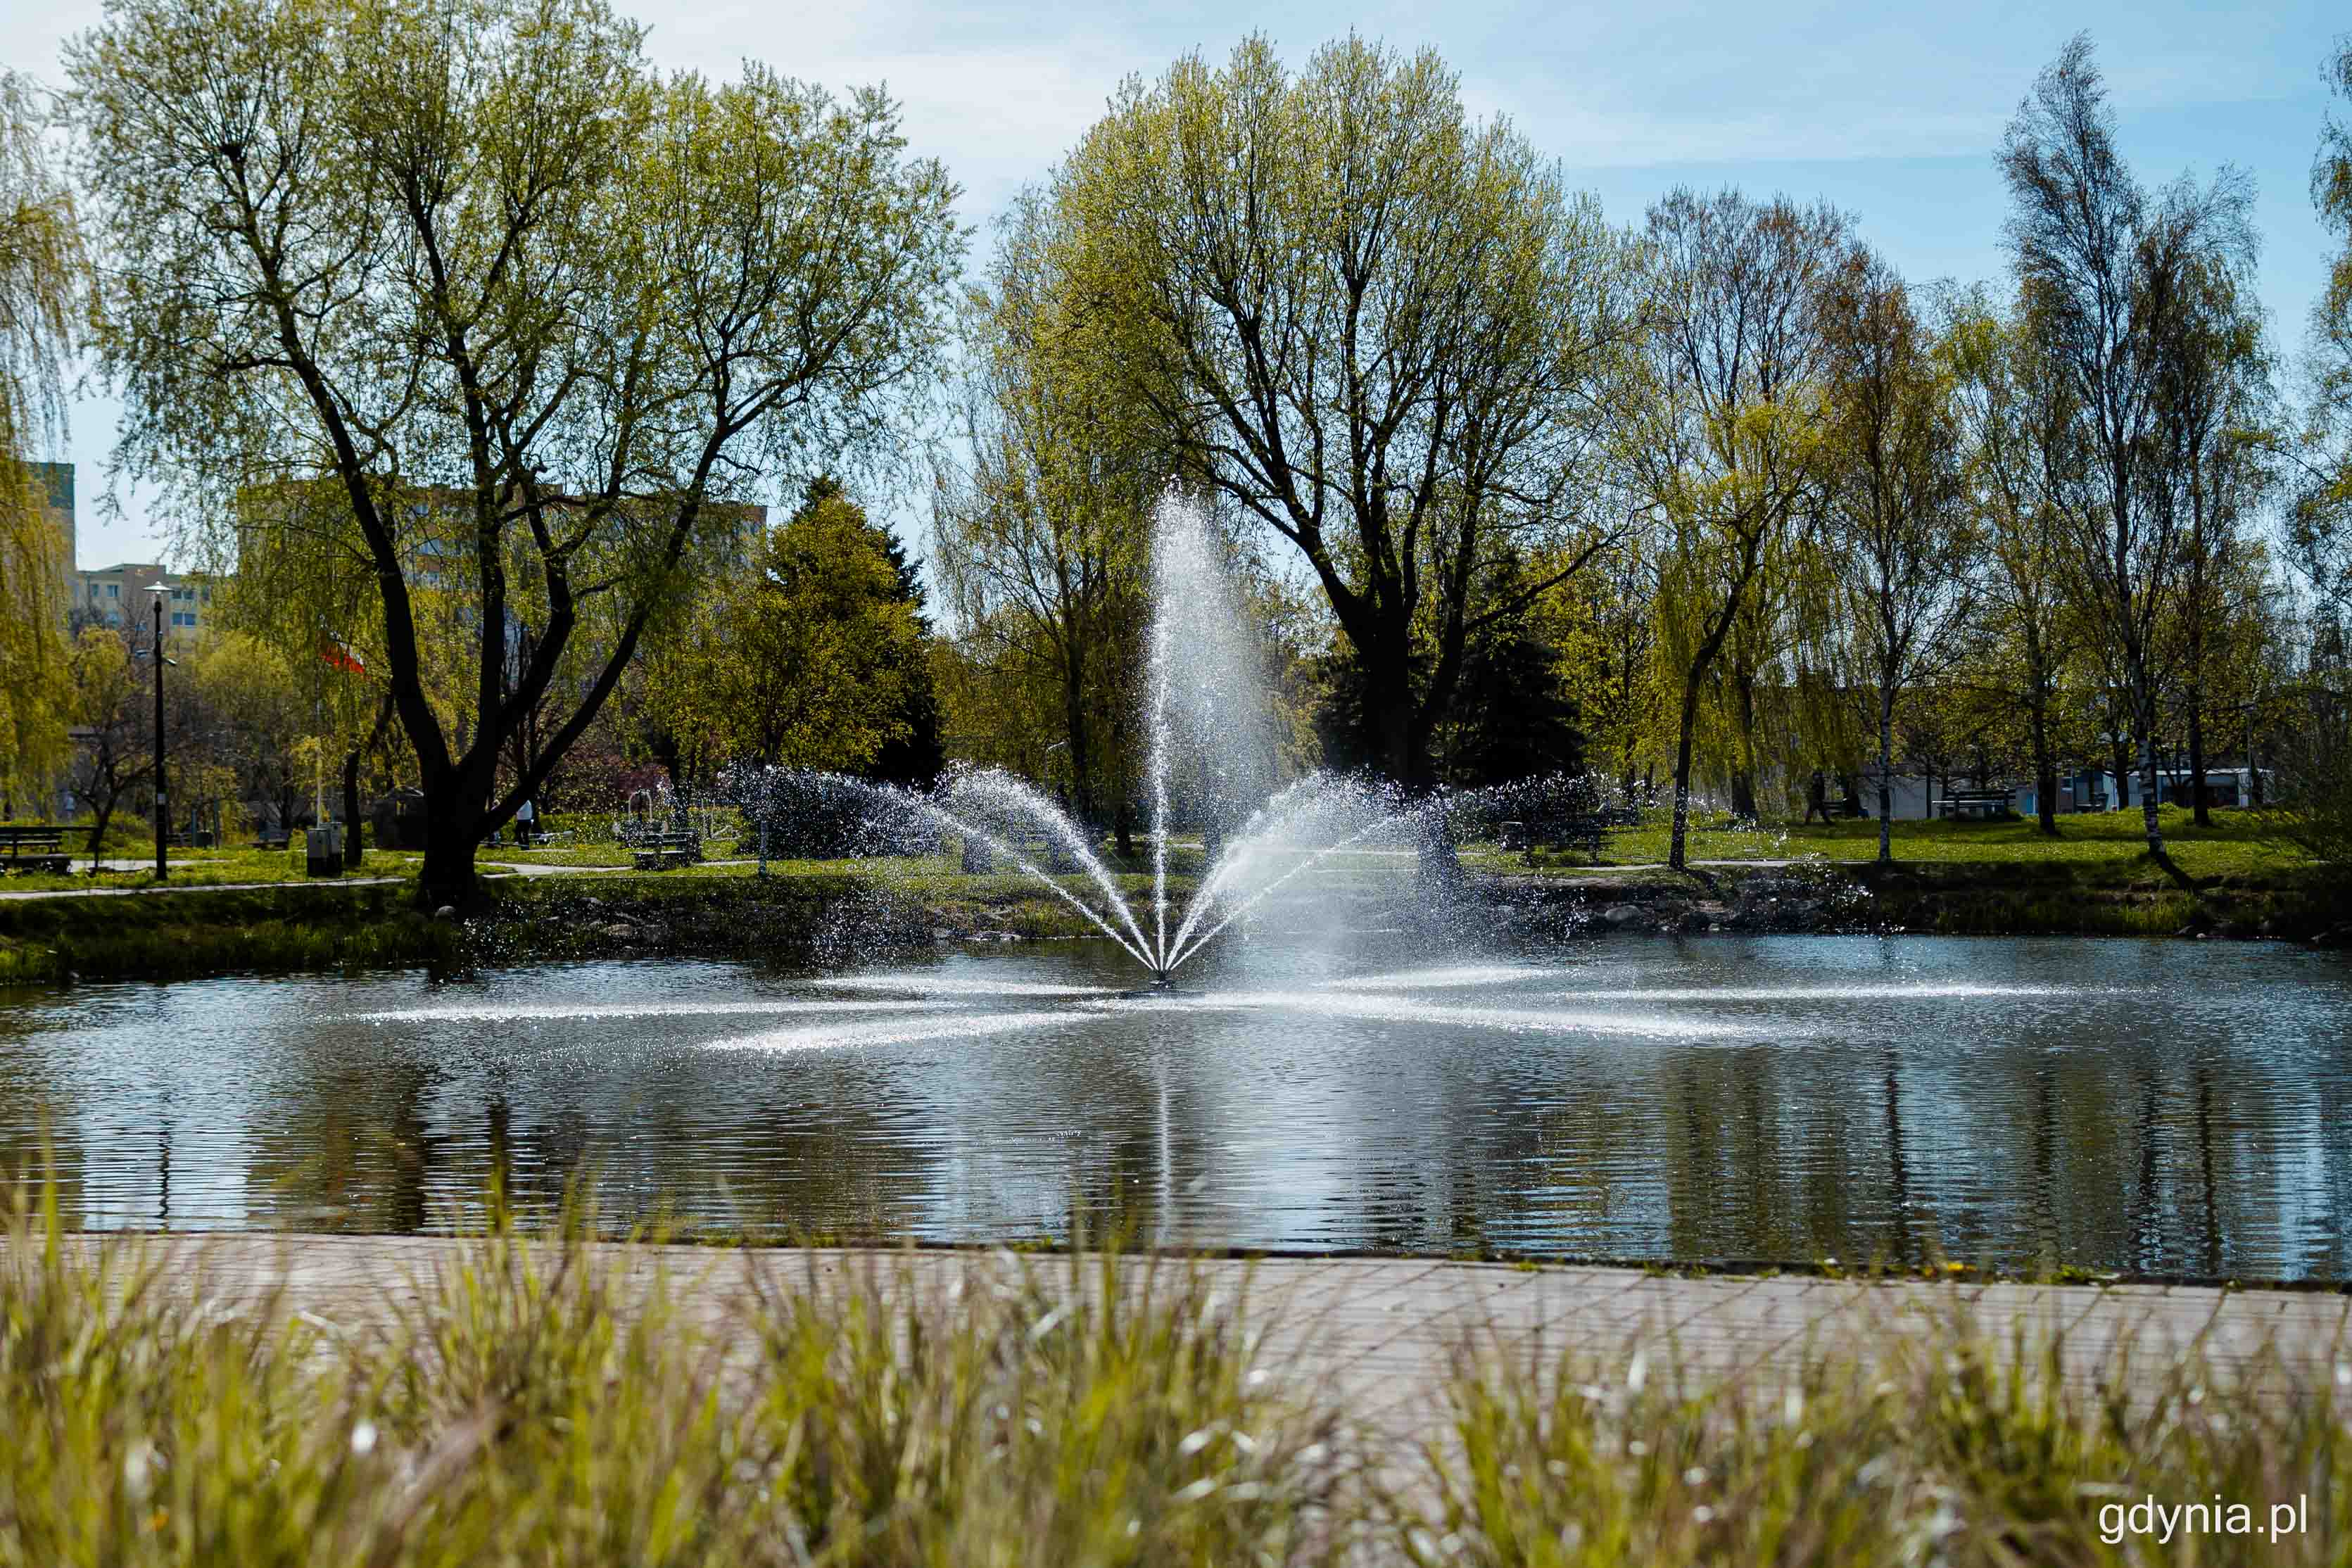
<box><xmin>1629</xmin><ymin>189</ymin><xmax>1851</xmax><ymax>866</ymax></box>
<box><xmin>70</xmin><ymin>0</ymin><xmax>965</xmax><ymax>906</ymax></box>
<box><xmin>0</xmin><ymin>70</ymin><xmax>87</xmax><ymax>811</ymax></box>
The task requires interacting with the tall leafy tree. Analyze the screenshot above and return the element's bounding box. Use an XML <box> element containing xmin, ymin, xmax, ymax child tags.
<box><xmin>0</xmin><ymin>69</ymin><xmax>87</xmax><ymax>811</ymax></box>
<box><xmin>1944</xmin><ymin>288</ymin><xmax>2082</xmax><ymax>836</ymax></box>
<box><xmin>1819</xmin><ymin>248</ymin><xmax>1979</xmax><ymax>863</ymax></box>
<box><xmin>1629</xmin><ymin>189</ymin><xmax>1849</xmax><ymax>870</ymax></box>
<box><xmin>934</xmin><ymin>189</ymin><xmax>1153</xmax><ymax>837</ymax></box>
<box><xmin>1058</xmin><ymin>36</ymin><xmax>1644</xmax><ymax>791</ymax></box>
<box><xmin>641</xmin><ymin>483</ymin><xmax>925</xmax><ymax>776</ymax></box>
<box><xmin>2144</xmin><ymin>250</ymin><xmax>2275</xmax><ymax>826</ymax></box>
<box><xmin>1999</xmin><ymin>33</ymin><xmax>2256</xmax><ymax>875</ymax></box>
<box><xmin>69</xmin><ymin>0</ymin><xmax>963</xmax><ymax>904</ymax></box>
<box><xmin>58</xmin><ymin>626</ymin><xmax>153</xmax><ymax>868</ymax></box>
<box><xmin>2296</xmin><ymin>35</ymin><xmax>2352</xmax><ymax>614</ymax></box>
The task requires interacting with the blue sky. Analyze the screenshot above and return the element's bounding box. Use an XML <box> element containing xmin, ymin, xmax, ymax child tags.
<box><xmin>6</xmin><ymin>0</ymin><xmax>2342</xmax><ymax>565</ymax></box>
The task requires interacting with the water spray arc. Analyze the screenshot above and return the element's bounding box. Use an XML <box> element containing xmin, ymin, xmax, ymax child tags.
<box><xmin>737</xmin><ymin>491</ymin><xmax>1428</xmax><ymax>983</ymax></box>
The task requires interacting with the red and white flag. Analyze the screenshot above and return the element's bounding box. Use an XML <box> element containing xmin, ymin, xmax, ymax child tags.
<box><xmin>320</xmin><ymin>633</ymin><xmax>366</xmax><ymax>674</ymax></box>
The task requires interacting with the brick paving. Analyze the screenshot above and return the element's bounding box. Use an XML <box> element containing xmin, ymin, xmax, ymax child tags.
<box><xmin>64</xmin><ymin>1234</ymin><xmax>2352</xmax><ymax>1444</ymax></box>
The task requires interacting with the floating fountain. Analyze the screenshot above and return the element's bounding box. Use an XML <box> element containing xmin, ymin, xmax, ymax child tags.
<box><xmin>743</xmin><ymin>490</ymin><xmax>1426</xmax><ymax>982</ymax></box>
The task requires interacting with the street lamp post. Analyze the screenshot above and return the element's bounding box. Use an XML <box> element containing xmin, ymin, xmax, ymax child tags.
<box><xmin>148</xmin><ymin>583</ymin><xmax>169</xmax><ymax>882</ymax></box>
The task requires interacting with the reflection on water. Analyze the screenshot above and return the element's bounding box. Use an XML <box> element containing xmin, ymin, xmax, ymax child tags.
<box><xmin>2</xmin><ymin>935</ymin><xmax>2349</xmax><ymax>1279</ymax></box>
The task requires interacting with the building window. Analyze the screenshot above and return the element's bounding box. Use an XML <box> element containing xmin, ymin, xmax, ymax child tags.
<box><xmin>107</xmin><ymin>583</ymin><xmax>118</xmax><ymax>599</ymax></box>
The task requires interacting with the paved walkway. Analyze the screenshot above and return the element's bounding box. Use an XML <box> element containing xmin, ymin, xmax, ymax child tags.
<box><xmin>0</xmin><ymin>875</ymin><xmax>410</xmax><ymax>902</ymax></box>
<box><xmin>84</xmin><ymin>1236</ymin><xmax>2352</xmax><ymax>1446</ymax></box>
<box><xmin>0</xmin><ymin>857</ymin><xmax>776</xmax><ymax>899</ymax></box>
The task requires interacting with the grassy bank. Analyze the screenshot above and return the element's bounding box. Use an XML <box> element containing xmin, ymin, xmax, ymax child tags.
<box><xmin>4</xmin><ymin>1193</ymin><xmax>2348</xmax><ymax>1565</ymax></box>
<box><xmin>0</xmin><ymin>881</ymin><xmax>460</xmax><ymax>986</ymax></box>
<box><xmin>2</xmin><ymin>809</ymin><xmax>2343</xmax><ymax>988</ymax></box>
<box><xmin>0</xmin><ymin>866</ymin><xmax>1199</xmax><ymax>987</ymax></box>
<box><xmin>1474</xmin><ymin>806</ymin><xmax>2351</xmax><ymax>942</ymax></box>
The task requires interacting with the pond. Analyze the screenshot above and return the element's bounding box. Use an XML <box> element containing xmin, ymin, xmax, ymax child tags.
<box><xmin>3</xmin><ymin>932</ymin><xmax>2348</xmax><ymax>1279</ymax></box>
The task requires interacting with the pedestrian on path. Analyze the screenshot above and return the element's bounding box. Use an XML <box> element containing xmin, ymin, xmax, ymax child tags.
<box><xmin>1804</xmin><ymin>769</ymin><xmax>1831</xmax><ymax>825</ymax></box>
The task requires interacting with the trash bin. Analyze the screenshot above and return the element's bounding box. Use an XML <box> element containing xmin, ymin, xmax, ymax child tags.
<box><xmin>305</xmin><ymin>826</ymin><xmax>341</xmax><ymax>877</ymax></box>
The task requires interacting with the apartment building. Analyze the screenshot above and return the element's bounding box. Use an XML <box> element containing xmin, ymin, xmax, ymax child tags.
<box><xmin>72</xmin><ymin>562</ymin><xmax>229</xmax><ymax>645</ymax></box>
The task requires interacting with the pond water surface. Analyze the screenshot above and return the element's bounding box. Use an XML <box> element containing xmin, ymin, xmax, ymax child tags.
<box><xmin>3</xmin><ymin>933</ymin><xmax>2348</xmax><ymax>1279</ymax></box>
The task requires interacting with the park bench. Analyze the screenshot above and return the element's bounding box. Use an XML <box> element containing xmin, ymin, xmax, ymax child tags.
<box><xmin>1510</xmin><ymin>814</ymin><xmax>1608</xmax><ymax>865</ymax></box>
<box><xmin>252</xmin><ymin>828</ymin><xmax>291</xmax><ymax>851</ymax></box>
<box><xmin>1937</xmin><ymin>788</ymin><xmax>2016</xmax><ymax>822</ymax></box>
<box><xmin>0</xmin><ymin>824</ymin><xmax>83</xmax><ymax>875</ymax></box>
<box><xmin>631</xmin><ymin>829</ymin><xmax>702</xmax><ymax>871</ymax></box>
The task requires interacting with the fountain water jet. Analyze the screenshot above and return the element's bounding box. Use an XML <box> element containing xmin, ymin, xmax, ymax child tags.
<box><xmin>745</xmin><ymin>489</ymin><xmax>1434</xmax><ymax>980</ymax></box>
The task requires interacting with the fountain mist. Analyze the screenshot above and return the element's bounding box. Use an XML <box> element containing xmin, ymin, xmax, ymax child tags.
<box><xmin>755</xmin><ymin>489</ymin><xmax>1425</xmax><ymax>982</ymax></box>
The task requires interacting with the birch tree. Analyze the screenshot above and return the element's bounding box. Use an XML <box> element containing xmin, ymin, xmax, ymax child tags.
<box><xmin>1819</xmin><ymin>249</ymin><xmax>1979</xmax><ymax>862</ymax></box>
<box><xmin>1999</xmin><ymin>33</ymin><xmax>2256</xmax><ymax>876</ymax></box>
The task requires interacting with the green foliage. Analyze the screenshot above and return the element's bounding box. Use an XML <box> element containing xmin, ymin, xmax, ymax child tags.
<box><xmin>641</xmin><ymin>484</ymin><xmax>925</xmax><ymax>777</ymax></box>
<box><xmin>1059</xmin><ymin>34</ymin><xmax>1644</xmax><ymax>786</ymax></box>
<box><xmin>0</xmin><ymin>71</ymin><xmax>87</xmax><ymax>804</ymax></box>
<box><xmin>2297</xmin><ymin>39</ymin><xmax>2352</xmax><ymax>614</ymax></box>
<box><xmin>68</xmin><ymin>0</ymin><xmax>966</xmax><ymax>902</ymax></box>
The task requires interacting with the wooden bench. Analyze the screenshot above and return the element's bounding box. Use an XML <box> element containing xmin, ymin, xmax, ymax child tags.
<box><xmin>1937</xmin><ymin>789</ymin><xmax>2016</xmax><ymax>822</ymax></box>
<box><xmin>252</xmin><ymin>829</ymin><xmax>292</xmax><ymax>852</ymax></box>
<box><xmin>1515</xmin><ymin>815</ymin><xmax>1608</xmax><ymax>865</ymax></box>
<box><xmin>0</xmin><ymin>825</ymin><xmax>82</xmax><ymax>875</ymax></box>
<box><xmin>631</xmin><ymin>829</ymin><xmax>702</xmax><ymax>871</ymax></box>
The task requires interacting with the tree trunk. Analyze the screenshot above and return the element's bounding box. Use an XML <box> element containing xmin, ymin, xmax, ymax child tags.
<box><xmin>341</xmin><ymin>750</ymin><xmax>365</xmax><ymax>872</ymax></box>
<box><xmin>1728</xmin><ymin>668</ymin><xmax>1759</xmax><ymax>821</ymax></box>
<box><xmin>1373</xmin><ymin>666</ymin><xmax>1434</xmax><ymax>794</ymax></box>
<box><xmin>1668</xmin><ymin>670</ymin><xmax>1705</xmax><ymax>871</ymax></box>
<box><xmin>85</xmin><ymin>797</ymin><xmax>115</xmax><ymax>875</ymax></box>
<box><xmin>1113</xmin><ymin>798</ymin><xmax>1134</xmax><ymax>862</ymax></box>
<box><xmin>2186</xmin><ymin>681</ymin><xmax>2210</xmax><ymax>829</ymax></box>
<box><xmin>417</xmin><ymin>788</ymin><xmax>486</xmax><ymax>909</ymax></box>
<box><xmin>2135</xmin><ymin>684</ymin><xmax>2169</xmax><ymax>863</ymax></box>
<box><xmin>1876</xmin><ymin>690</ymin><xmax>1895</xmax><ymax>866</ymax></box>
<box><xmin>342</xmin><ymin>692</ymin><xmax>397</xmax><ymax>871</ymax></box>
<box><xmin>2028</xmin><ymin>686</ymin><xmax>2059</xmax><ymax>837</ymax></box>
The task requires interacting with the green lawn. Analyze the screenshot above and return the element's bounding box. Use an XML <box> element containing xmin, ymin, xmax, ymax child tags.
<box><xmin>1470</xmin><ymin>805</ymin><xmax>2318</xmax><ymax>884</ymax></box>
<box><xmin>0</xmin><ymin>846</ymin><xmax>426</xmax><ymax>894</ymax></box>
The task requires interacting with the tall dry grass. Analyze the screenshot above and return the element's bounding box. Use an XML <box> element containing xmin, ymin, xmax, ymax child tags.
<box><xmin>5</xmin><ymin>1174</ymin><xmax>2348</xmax><ymax>1564</ymax></box>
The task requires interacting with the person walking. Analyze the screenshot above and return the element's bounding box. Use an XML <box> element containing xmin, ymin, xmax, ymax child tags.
<box><xmin>515</xmin><ymin>795</ymin><xmax>536</xmax><ymax>848</ymax></box>
<box><xmin>1804</xmin><ymin>769</ymin><xmax>1831</xmax><ymax>826</ymax></box>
